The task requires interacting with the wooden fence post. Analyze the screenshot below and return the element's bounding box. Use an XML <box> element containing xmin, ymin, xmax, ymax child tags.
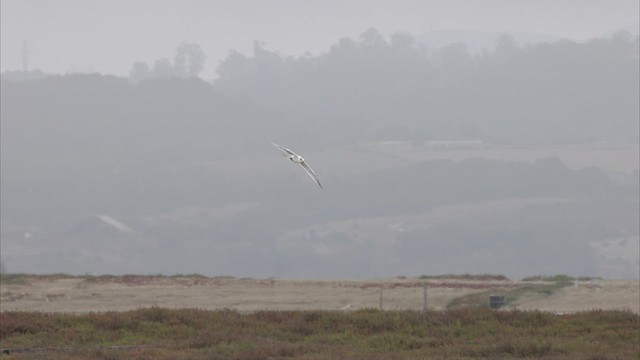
<box><xmin>423</xmin><ymin>285</ymin><xmax>428</xmax><ymax>312</ymax></box>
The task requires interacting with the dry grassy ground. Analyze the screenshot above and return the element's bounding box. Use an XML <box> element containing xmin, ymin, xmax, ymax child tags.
<box><xmin>1</xmin><ymin>275</ymin><xmax>638</xmax><ymax>313</ymax></box>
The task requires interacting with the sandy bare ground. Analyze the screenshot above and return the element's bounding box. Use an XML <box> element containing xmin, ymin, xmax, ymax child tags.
<box><xmin>1</xmin><ymin>276</ymin><xmax>637</xmax><ymax>313</ymax></box>
<box><xmin>509</xmin><ymin>280</ymin><xmax>640</xmax><ymax>313</ymax></box>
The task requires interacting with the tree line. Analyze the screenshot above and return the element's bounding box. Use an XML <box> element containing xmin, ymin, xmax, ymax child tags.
<box><xmin>3</xmin><ymin>29</ymin><xmax>638</xmax><ymax>146</ymax></box>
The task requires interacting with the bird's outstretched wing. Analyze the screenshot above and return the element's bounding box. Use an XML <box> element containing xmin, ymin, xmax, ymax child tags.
<box><xmin>270</xmin><ymin>141</ymin><xmax>296</xmax><ymax>156</ymax></box>
<box><xmin>271</xmin><ymin>140</ymin><xmax>323</xmax><ymax>189</ymax></box>
<box><xmin>300</xmin><ymin>161</ymin><xmax>323</xmax><ymax>189</ymax></box>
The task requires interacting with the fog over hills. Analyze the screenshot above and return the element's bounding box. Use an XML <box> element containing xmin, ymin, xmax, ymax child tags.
<box><xmin>416</xmin><ymin>30</ymin><xmax>563</xmax><ymax>54</ymax></box>
<box><xmin>1</xmin><ymin>29</ymin><xmax>638</xmax><ymax>279</ymax></box>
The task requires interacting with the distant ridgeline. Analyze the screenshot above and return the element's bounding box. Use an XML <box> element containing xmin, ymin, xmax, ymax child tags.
<box><xmin>2</xmin><ymin>31</ymin><xmax>638</xmax><ymax>144</ymax></box>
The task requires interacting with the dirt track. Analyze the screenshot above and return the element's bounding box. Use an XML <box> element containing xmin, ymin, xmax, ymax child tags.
<box><xmin>1</xmin><ymin>276</ymin><xmax>638</xmax><ymax>313</ymax></box>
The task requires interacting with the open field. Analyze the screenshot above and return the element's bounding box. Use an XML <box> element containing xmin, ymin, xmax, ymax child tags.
<box><xmin>1</xmin><ymin>275</ymin><xmax>638</xmax><ymax>359</ymax></box>
<box><xmin>1</xmin><ymin>274</ymin><xmax>638</xmax><ymax>313</ymax></box>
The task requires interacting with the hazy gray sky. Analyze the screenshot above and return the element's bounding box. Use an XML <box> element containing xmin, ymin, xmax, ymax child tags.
<box><xmin>2</xmin><ymin>0</ymin><xmax>638</xmax><ymax>78</ymax></box>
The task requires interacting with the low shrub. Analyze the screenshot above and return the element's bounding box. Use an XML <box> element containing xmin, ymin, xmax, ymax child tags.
<box><xmin>1</xmin><ymin>308</ymin><xmax>637</xmax><ymax>359</ymax></box>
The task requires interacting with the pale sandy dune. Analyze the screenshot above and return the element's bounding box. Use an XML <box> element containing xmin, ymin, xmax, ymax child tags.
<box><xmin>1</xmin><ymin>277</ymin><xmax>637</xmax><ymax>313</ymax></box>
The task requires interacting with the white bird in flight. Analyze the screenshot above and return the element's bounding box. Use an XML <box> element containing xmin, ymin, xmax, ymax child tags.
<box><xmin>270</xmin><ymin>141</ymin><xmax>323</xmax><ymax>189</ymax></box>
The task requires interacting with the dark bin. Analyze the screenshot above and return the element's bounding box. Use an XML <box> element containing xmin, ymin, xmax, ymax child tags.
<box><xmin>489</xmin><ymin>295</ymin><xmax>506</xmax><ymax>309</ymax></box>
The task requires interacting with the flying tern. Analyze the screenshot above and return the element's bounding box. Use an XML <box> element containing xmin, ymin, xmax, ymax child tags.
<box><xmin>270</xmin><ymin>141</ymin><xmax>323</xmax><ymax>189</ymax></box>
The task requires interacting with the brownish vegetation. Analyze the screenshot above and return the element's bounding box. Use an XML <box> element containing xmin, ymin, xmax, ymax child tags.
<box><xmin>1</xmin><ymin>307</ymin><xmax>638</xmax><ymax>359</ymax></box>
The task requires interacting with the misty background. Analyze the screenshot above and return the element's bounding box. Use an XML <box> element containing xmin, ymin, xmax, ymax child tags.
<box><xmin>1</xmin><ymin>1</ymin><xmax>638</xmax><ymax>279</ymax></box>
